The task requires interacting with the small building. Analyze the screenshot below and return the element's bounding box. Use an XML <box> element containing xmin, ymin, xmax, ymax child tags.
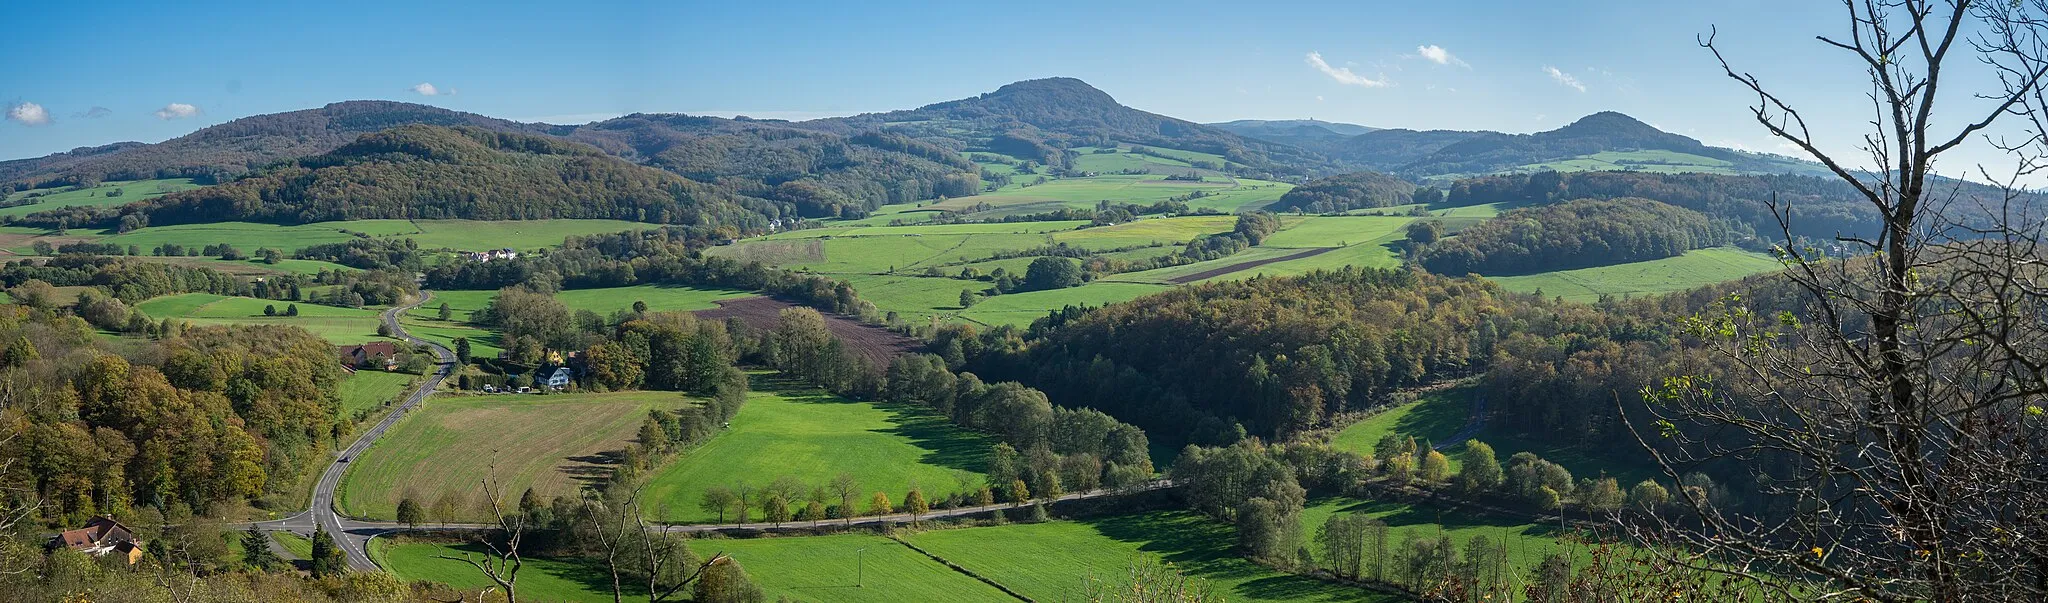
<box><xmin>464</xmin><ymin>248</ymin><xmax>520</xmax><ymax>263</ymax></box>
<box><xmin>542</xmin><ymin>366</ymin><xmax>574</xmax><ymax>389</ymax></box>
<box><xmin>338</xmin><ymin>342</ymin><xmax>400</xmax><ymax>370</ymax></box>
<box><xmin>51</xmin><ymin>516</ymin><xmax>144</xmax><ymax>565</ymax></box>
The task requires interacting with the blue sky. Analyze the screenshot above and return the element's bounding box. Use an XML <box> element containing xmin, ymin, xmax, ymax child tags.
<box><xmin>0</xmin><ymin>0</ymin><xmax>2026</xmax><ymax>176</ymax></box>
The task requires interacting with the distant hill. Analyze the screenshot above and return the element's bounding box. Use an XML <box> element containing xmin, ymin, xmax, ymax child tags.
<box><xmin>1267</xmin><ymin>171</ymin><xmax>1418</xmax><ymax>213</ymax></box>
<box><xmin>1209</xmin><ymin>119</ymin><xmax>1376</xmax><ymax>148</ymax></box>
<box><xmin>818</xmin><ymin>78</ymin><xmax>1326</xmax><ymax>178</ymax></box>
<box><xmin>17</xmin><ymin>125</ymin><xmax>781</xmax><ymax>232</ymax></box>
<box><xmin>1321</xmin><ymin>112</ymin><xmax>1825</xmax><ymax>179</ymax></box>
<box><xmin>0</xmin><ymin>101</ymin><xmax>557</xmax><ymax>189</ymax></box>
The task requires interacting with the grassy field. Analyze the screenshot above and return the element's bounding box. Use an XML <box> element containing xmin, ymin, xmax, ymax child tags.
<box><xmin>1487</xmin><ymin>247</ymin><xmax>1783</xmax><ymax>302</ymax></box>
<box><xmin>270</xmin><ymin>531</ymin><xmax>314</xmax><ymax>560</ymax></box>
<box><xmin>0</xmin><ymin>179</ymin><xmax>202</xmax><ymax>219</ymax></box>
<box><xmin>134</xmin><ymin>293</ymin><xmax>387</xmax><ymax>344</ymax></box>
<box><xmin>641</xmin><ymin>379</ymin><xmax>991</xmax><ymax>523</ymax></box>
<box><xmin>1330</xmin><ymin>386</ymin><xmax>1659</xmax><ymax>485</ymax></box>
<box><xmin>340</xmin><ymin>390</ymin><xmax>688</xmax><ymax>521</ymax></box>
<box><xmin>376</xmin><ymin>540</ymin><xmax>621</xmax><ymax>602</ymax></box>
<box><xmin>907</xmin><ymin>511</ymin><xmax>1401</xmax><ymax>602</ymax></box>
<box><xmin>699</xmin><ymin>534</ymin><xmax>1017</xmax><ymax>602</ymax></box>
<box><xmin>956</xmin><ymin>281</ymin><xmax>1169</xmax><ymax>327</ymax></box>
<box><xmin>554</xmin><ymin>285</ymin><xmax>757</xmax><ymax>316</ymax></box>
<box><xmin>926</xmin><ymin>175</ymin><xmax>1291</xmax><ymax>216</ymax></box>
<box><xmin>84</xmin><ymin>219</ymin><xmax>650</xmax><ymax>255</ymax></box>
<box><xmin>402</xmin><ymin>290</ymin><xmax>501</xmax><ymax>359</ymax></box>
<box><xmin>1258</xmin><ymin>216</ymin><xmax>1415</xmax><ymax>249</ymax></box>
<box><xmin>1049</xmin><ymin>215</ymin><xmax>1236</xmax><ymax>250</ymax></box>
<box><xmin>338</xmin><ymin>370</ymin><xmax>416</xmax><ymax>418</ymax></box>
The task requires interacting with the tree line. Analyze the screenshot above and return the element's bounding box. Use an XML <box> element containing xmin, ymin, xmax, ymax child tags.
<box><xmin>1413</xmin><ymin>197</ymin><xmax>1736</xmax><ymax>275</ymax></box>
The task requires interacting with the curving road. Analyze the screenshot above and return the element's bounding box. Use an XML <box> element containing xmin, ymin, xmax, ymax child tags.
<box><xmin>250</xmin><ymin>291</ymin><xmax>456</xmax><ymax>571</ymax></box>
<box><xmin>246</xmin><ymin>290</ymin><xmax>1173</xmax><ymax>571</ymax></box>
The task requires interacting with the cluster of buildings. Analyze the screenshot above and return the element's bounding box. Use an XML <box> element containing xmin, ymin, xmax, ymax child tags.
<box><xmin>463</xmin><ymin>248</ymin><xmax>520</xmax><ymax>262</ymax></box>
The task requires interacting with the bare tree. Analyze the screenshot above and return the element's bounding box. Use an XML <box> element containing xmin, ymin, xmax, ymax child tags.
<box><xmin>440</xmin><ymin>475</ymin><xmax>525</xmax><ymax>603</ymax></box>
<box><xmin>1630</xmin><ymin>1</ymin><xmax>2048</xmax><ymax>600</ymax></box>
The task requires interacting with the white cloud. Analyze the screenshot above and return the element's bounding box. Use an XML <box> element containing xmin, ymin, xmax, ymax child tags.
<box><xmin>74</xmin><ymin>106</ymin><xmax>111</xmax><ymax>119</ymax></box>
<box><xmin>1305</xmin><ymin>51</ymin><xmax>1391</xmax><ymax>88</ymax></box>
<box><xmin>1415</xmin><ymin>45</ymin><xmax>1469</xmax><ymax>68</ymax></box>
<box><xmin>1543</xmin><ymin>66</ymin><xmax>1586</xmax><ymax>93</ymax></box>
<box><xmin>6</xmin><ymin>102</ymin><xmax>50</xmax><ymax>126</ymax></box>
<box><xmin>154</xmin><ymin>103</ymin><xmax>200</xmax><ymax>120</ymax></box>
<box><xmin>411</xmin><ymin>82</ymin><xmax>453</xmax><ymax>96</ymax></box>
<box><xmin>1316</xmin><ymin>95</ymin><xmax>1325</xmax><ymax>102</ymax></box>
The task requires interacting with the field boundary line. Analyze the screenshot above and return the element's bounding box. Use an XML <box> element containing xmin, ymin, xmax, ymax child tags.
<box><xmin>889</xmin><ymin>534</ymin><xmax>1035</xmax><ymax>602</ymax></box>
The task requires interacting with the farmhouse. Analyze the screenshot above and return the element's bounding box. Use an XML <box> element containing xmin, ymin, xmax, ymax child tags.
<box><xmin>464</xmin><ymin>248</ymin><xmax>519</xmax><ymax>262</ymax></box>
<box><xmin>339</xmin><ymin>342</ymin><xmax>400</xmax><ymax>370</ymax></box>
<box><xmin>541</xmin><ymin>366</ymin><xmax>574</xmax><ymax>389</ymax></box>
<box><xmin>50</xmin><ymin>516</ymin><xmax>144</xmax><ymax>565</ymax></box>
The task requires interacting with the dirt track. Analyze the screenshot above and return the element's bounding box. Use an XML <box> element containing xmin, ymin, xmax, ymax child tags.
<box><xmin>693</xmin><ymin>297</ymin><xmax>920</xmax><ymax>368</ymax></box>
<box><xmin>1167</xmin><ymin>247</ymin><xmax>1336</xmax><ymax>284</ymax></box>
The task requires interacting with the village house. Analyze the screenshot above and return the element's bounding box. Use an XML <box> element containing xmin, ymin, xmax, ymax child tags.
<box><xmin>464</xmin><ymin>248</ymin><xmax>519</xmax><ymax>262</ymax></box>
<box><xmin>542</xmin><ymin>366</ymin><xmax>574</xmax><ymax>389</ymax></box>
<box><xmin>50</xmin><ymin>516</ymin><xmax>144</xmax><ymax>565</ymax></box>
<box><xmin>338</xmin><ymin>342</ymin><xmax>400</xmax><ymax>371</ymax></box>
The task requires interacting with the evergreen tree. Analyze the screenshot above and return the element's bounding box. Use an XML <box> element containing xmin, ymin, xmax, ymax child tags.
<box><xmin>309</xmin><ymin>527</ymin><xmax>345</xmax><ymax>577</ymax></box>
<box><xmin>240</xmin><ymin>526</ymin><xmax>283</xmax><ymax>571</ymax></box>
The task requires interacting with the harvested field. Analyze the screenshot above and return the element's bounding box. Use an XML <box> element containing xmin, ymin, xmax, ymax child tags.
<box><xmin>1166</xmin><ymin>247</ymin><xmax>1335</xmax><ymax>284</ymax></box>
<box><xmin>692</xmin><ymin>297</ymin><xmax>918</xmax><ymax>367</ymax></box>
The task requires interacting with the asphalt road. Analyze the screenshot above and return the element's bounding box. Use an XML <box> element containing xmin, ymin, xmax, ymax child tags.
<box><xmin>249</xmin><ymin>291</ymin><xmax>455</xmax><ymax>571</ymax></box>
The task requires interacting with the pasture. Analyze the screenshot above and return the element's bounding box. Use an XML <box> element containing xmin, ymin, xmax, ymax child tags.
<box><xmin>402</xmin><ymin>290</ymin><xmax>501</xmax><ymax>359</ymax></box>
<box><xmin>134</xmin><ymin>293</ymin><xmax>387</xmax><ymax>344</ymax></box>
<box><xmin>1296</xmin><ymin>498</ymin><xmax>1586</xmax><ymax>588</ymax></box>
<box><xmin>1486</xmin><ymin>247</ymin><xmax>1783</xmax><ymax>302</ymax></box>
<box><xmin>956</xmin><ymin>281</ymin><xmax>1169</xmax><ymax>327</ymax></box>
<box><xmin>701</xmin><ymin>534</ymin><xmax>1017</xmax><ymax>603</ymax></box>
<box><xmin>339</xmin><ymin>390</ymin><xmax>686</xmax><ymax>521</ymax></box>
<box><xmin>376</xmin><ymin>540</ymin><xmax>618</xmax><ymax>602</ymax></box>
<box><xmin>1330</xmin><ymin>386</ymin><xmax>1659</xmax><ymax>485</ymax></box>
<box><xmin>1258</xmin><ymin>216</ymin><xmax>1415</xmax><ymax>249</ymax></box>
<box><xmin>639</xmin><ymin>379</ymin><xmax>991</xmax><ymax>524</ymax></box>
<box><xmin>1049</xmin><ymin>215</ymin><xmax>1236</xmax><ymax>250</ymax></box>
<box><xmin>337</xmin><ymin>370</ymin><xmax>416</xmax><ymax>418</ymax></box>
<box><xmin>905</xmin><ymin>511</ymin><xmax>1401</xmax><ymax>602</ymax></box>
<box><xmin>925</xmin><ymin>175</ymin><xmax>1291</xmax><ymax>216</ymax></box>
<box><xmin>0</xmin><ymin>178</ymin><xmax>202</xmax><ymax>219</ymax></box>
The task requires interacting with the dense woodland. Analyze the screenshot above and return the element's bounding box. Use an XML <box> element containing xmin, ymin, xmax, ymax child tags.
<box><xmin>1414</xmin><ymin>198</ymin><xmax>1734</xmax><ymax>275</ymax></box>
<box><xmin>1267</xmin><ymin>171</ymin><xmax>1420</xmax><ymax>213</ymax></box>
<box><xmin>17</xmin><ymin>126</ymin><xmax>787</xmax><ymax>232</ymax></box>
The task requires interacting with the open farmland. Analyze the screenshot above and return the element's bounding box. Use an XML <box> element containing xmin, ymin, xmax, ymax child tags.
<box><xmin>337</xmin><ymin>370</ymin><xmax>416</xmax><ymax>418</ymax></box>
<box><xmin>905</xmin><ymin>511</ymin><xmax>1402</xmax><ymax>603</ymax></box>
<box><xmin>376</xmin><ymin>540</ymin><xmax>619</xmax><ymax>602</ymax></box>
<box><xmin>1486</xmin><ymin>246</ymin><xmax>1783</xmax><ymax>302</ymax></box>
<box><xmin>0</xmin><ymin>178</ymin><xmax>202</xmax><ymax>219</ymax></box>
<box><xmin>693</xmin><ymin>297</ymin><xmax>918</xmax><ymax>367</ymax></box>
<box><xmin>956</xmin><ymin>281</ymin><xmax>1169</xmax><ymax>326</ymax></box>
<box><xmin>339</xmin><ymin>390</ymin><xmax>686</xmax><ymax>521</ymax></box>
<box><xmin>135</xmin><ymin>293</ymin><xmax>387</xmax><ymax>344</ymax></box>
<box><xmin>640</xmin><ymin>378</ymin><xmax>990</xmax><ymax>523</ymax></box>
<box><xmin>697</xmin><ymin>534</ymin><xmax>1017</xmax><ymax>603</ymax></box>
<box><xmin>924</xmin><ymin>174</ymin><xmax>1292</xmax><ymax>216</ymax></box>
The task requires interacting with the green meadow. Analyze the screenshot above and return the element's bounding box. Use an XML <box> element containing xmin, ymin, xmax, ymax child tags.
<box><xmin>640</xmin><ymin>379</ymin><xmax>991</xmax><ymax>524</ymax></box>
<box><xmin>697</xmin><ymin>534</ymin><xmax>1017</xmax><ymax>603</ymax></box>
<box><xmin>340</xmin><ymin>390</ymin><xmax>685</xmax><ymax>521</ymax></box>
<box><xmin>1330</xmin><ymin>386</ymin><xmax>1660</xmax><ymax>485</ymax></box>
<box><xmin>135</xmin><ymin>293</ymin><xmax>387</xmax><ymax>344</ymax></box>
<box><xmin>337</xmin><ymin>370</ymin><xmax>416</xmax><ymax>418</ymax></box>
<box><xmin>376</xmin><ymin>540</ymin><xmax>621</xmax><ymax>602</ymax></box>
<box><xmin>0</xmin><ymin>178</ymin><xmax>202</xmax><ymax>219</ymax></box>
<box><xmin>1486</xmin><ymin>247</ymin><xmax>1783</xmax><ymax>302</ymax></box>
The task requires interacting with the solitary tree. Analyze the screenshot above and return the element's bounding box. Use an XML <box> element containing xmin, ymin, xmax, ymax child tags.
<box><xmin>240</xmin><ymin>526</ymin><xmax>282</xmax><ymax>571</ymax></box>
<box><xmin>454</xmin><ymin>337</ymin><xmax>472</xmax><ymax>364</ymax></box>
<box><xmin>903</xmin><ymin>488</ymin><xmax>929</xmax><ymax>524</ymax></box>
<box><xmin>396</xmin><ymin>498</ymin><xmax>425</xmax><ymax>528</ymax></box>
<box><xmin>437</xmin><ymin>302</ymin><xmax>452</xmax><ymax>321</ymax></box>
<box><xmin>700</xmin><ymin>486</ymin><xmax>738</xmax><ymax>523</ymax></box>
<box><xmin>1632</xmin><ymin>2</ymin><xmax>2048</xmax><ymax>599</ymax></box>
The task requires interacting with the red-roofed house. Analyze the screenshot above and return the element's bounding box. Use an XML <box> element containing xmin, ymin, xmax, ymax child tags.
<box><xmin>339</xmin><ymin>342</ymin><xmax>400</xmax><ymax>370</ymax></box>
<box><xmin>51</xmin><ymin>516</ymin><xmax>144</xmax><ymax>564</ymax></box>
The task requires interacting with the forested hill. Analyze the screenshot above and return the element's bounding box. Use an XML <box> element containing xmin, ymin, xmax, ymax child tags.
<box><xmin>0</xmin><ymin>101</ymin><xmax>556</xmax><ymax>188</ymax></box>
<box><xmin>1416</xmin><ymin>198</ymin><xmax>1733</xmax><ymax>275</ymax></box>
<box><xmin>21</xmin><ymin>125</ymin><xmax>782</xmax><ymax>231</ymax></box>
<box><xmin>566</xmin><ymin>115</ymin><xmax>981</xmax><ymax>218</ymax></box>
<box><xmin>1267</xmin><ymin>170</ymin><xmax>1420</xmax><ymax>213</ymax></box>
<box><xmin>818</xmin><ymin>78</ymin><xmax>1327</xmax><ymax>178</ymax></box>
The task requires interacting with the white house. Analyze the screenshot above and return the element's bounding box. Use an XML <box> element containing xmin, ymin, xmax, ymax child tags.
<box><xmin>544</xmin><ymin>366</ymin><xmax>573</xmax><ymax>389</ymax></box>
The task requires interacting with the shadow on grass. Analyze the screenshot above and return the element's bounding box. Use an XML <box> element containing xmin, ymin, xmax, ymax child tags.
<box><xmin>1083</xmin><ymin>512</ymin><xmax>1374</xmax><ymax>602</ymax></box>
<box><xmin>1392</xmin><ymin>388</ymin><xmax>1471</xmax><ymax>444</ymax></box>
<box><xmin>431</xmin><ymin>541</ymin><xmax>645</xmax><ymax>598</ymax></box>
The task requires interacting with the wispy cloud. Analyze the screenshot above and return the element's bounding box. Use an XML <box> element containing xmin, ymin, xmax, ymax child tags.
<box><xmin>1415</xmin><ymin>45</ymin><xmax>1469</xmax><ymax>68</ymax></box>
<box><xmin>411</xmin><ymin>82</ymin><xmax>453</xmax><ymax>96</ymax></box>
<box><xmin>1305</xmin><ymin>52</ymin><xmax>1391</xmax><ymax>88</ymax></box>
<box><xmin>1543</xmin><ymin>66</ymin><xmax>1586</xmax><ymax>92</ymax></box>
<box><xmin>74</xmin><ymin>106</ymin><xmax>112</xmax><ymax>119</ymax></box>
<box><xmin>154</xmin><ymin>103</ymin><xmax>200</xmax><ymax>120</ymax></box>
<box><xmin>6</xmin><ymin>102</ymin><xmax>50</xmax><ymax>126</ymax></box>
